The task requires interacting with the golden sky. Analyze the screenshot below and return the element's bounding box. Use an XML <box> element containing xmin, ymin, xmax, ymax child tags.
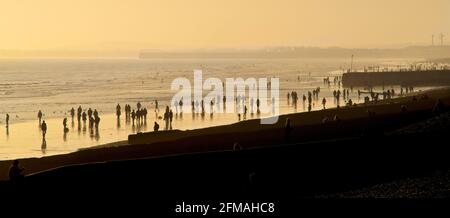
<box><xmin>0</xmin><ymin>0</ymin><xmax>449</xmax><ymax>50</ymax></box>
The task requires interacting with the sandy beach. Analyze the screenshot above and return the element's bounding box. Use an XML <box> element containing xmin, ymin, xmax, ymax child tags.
<box><xmin>1</xmin><ymin>87</ymin><xmax>448</xmax><ymax>181</ymax></box>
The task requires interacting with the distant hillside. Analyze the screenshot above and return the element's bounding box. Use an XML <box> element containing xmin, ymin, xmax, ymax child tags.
<box><xmin>140</xmin><ymin>46</ymin><xmax>450</xmax><ymax>59</ymax></box>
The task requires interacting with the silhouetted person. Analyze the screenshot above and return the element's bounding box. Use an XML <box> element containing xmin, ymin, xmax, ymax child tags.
<box><xmin>82</xmin><ymin>111</ymin><xmax>87</xmax><ymax>124</ymax></box>
<box><xmin>63</xmin><ymin>117</ymin><xmax>69</xmax><ymax>132</ymax></box>
<box><xmin>70</xmin><ymin>107</ymin><xmax>75</xmax><ymax>121</ymax></box>
<box><xmin>5</xmin><ymin>113</ymin><xmax>9</xmax><ymax>127</ymax></box>
<box><xmin>93</xmin><ymin>109</ymin><xmax>98</xmax><ymax>118</ymax></box>
<box><xmin>137</xmin><ymin>101</ymin><xmax>142</xmax><ymax>110</ymax></box>
<box><xmin>143</xmin><ymin>108</ymin><xmax>148</xmax><ymax>122</ymax></box>
<box><xmin>347</xmin><ymin>99</ymin><xmax>353</xmax><ymax>106</ymax></box>
<box><xmin>124</xmin><ymin>104</ymin><xmax>128</xmax><ymax>117</ymax></box>
<box><xmin>9</xmin><ymin>160</ymin><xmax>24</xmax><ymax>182</ymax></box>
<box><xmin>37</xmin><ymin>110</ymin><xmax>43</xmax><ymax>124</ymax></box>
<box><xmin>94</xmin><ymin>115</ymin><xmax>101</xmax><ymax>130</ymax></box>
<box><xmin>201</xmin><ymin>100</ymin><xmax>205</xmax><ymax>115</ymax></box>
<box><xmin>256</xmin><ymin>98</ymin><xmax>260</xmax><ymax>113</ymax></box>
<box><xmin>285</xmin><ymin>118</ymin><xmax>292</xmax><ymax>142</ymax></box>
<box><xmin>243</xmin><ymin>105</ymin><xmax>248</xmax><ymax>120</ymax></box>
<box><xmin>41</xmin><ymin>120</ymin><xmax>47</xmax><ymax>139</ymax></box>
<box><xmin>223</xmin><ymin>95</ymin><xmax>227</xmax><ymax>110</ymax></box>
<box><xmin>131</xmin><ymin>109</ymin><xmax>136</xmax><ymax>125</ymax></box>
<box><xmin>87</xmin><ymin>108</ymin><xmax>93</xmax><ymax>119</ymax></box>
<box><xmin>116</xmin><ymin>104</ymin><xmax>121</xmax><ymax>119</ymax></box>
<box><xmin>169</xmin><ymin>109</ymin><xmax>173</xmax><ymax>130</ymax></box>
<box><xmin>210</xmin><ymin>100</ymin><xmax>214</xmax><ymax>115</ymax></box>
<box><xmin>179</xmin><ymin>98</ymin><xmax>184</xmax><ymax>114</ymax></box>
<box><xmin>77</xmin><ymin>106</ymin><xmax>82</xmax><ymax>123</ymax></box>
<box><xmin>154</xmin><ymin>122</ymin><xmax>160</xmax><ymax>132</ymax></box>
<box><xmin>287</xmin><ymin>92</ymin><xmax>290</xmax><ymax>105</ymax></box>
<box><xmin>164</xmin><ymin>106</ymin><xmax>170</xmax><ymax>130</ymax></box>
<box><xmin>89</xmin><ymin>116</ymin><xmax>94</xmax><ymax>129</ymax></box>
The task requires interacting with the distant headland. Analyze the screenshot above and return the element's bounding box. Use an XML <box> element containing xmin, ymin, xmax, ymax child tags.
<box><xmin>139</xmin><ymin>46</ymin><xmax>450</xmax><ymax>59</ymax></box>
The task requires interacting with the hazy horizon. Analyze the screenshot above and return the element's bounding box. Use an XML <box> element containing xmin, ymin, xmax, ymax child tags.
<box><xmin>1</xmin><ymin>0</ymin><xmax>449</xmax><ymax>57</ymax></box>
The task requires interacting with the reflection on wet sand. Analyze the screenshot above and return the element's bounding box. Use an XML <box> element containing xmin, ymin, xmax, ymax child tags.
<box><xmin>6</xmin><ymin>126</ymin><xmax>9</xmax><ymax>140</ymax></box>
<box><xmin>41</xmin><ymin>138</ymin><xmax>47</xmax><ymax>154</ymax></box>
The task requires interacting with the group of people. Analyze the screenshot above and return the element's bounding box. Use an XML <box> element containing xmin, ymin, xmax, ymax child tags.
<box><xmin>122</xmin><ymin>102</ymin><xmax>148</xmax><ymax>126</ymax></box>
<box><xmin>287</xmin><ymin>91</ymin><xmax>299</xmax><ymax>107</ymax></box>
<box><xmin>69</xmin><ymin>106</ymin><xmax>101</xmax><ymax>131</ymax></box>
<box><xmin>323</xmin><ymin>76</ymin><xmax>342</xmax><ymax>88</ymax></box>
<box><xmin>400</xmin><ymin>86</ymin><xmax>414</xmax><ymax>95</ymax></box>
<box><xmin>288</xmin><ymin>89</ymin><xmax>321</xmax><ymax>112</ymax></box>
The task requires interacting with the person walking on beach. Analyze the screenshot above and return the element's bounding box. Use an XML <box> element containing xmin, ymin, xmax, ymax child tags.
<box><xmin>169</xmin><ymin>109</ymin><xmax>173</xmax><ymax>130</ymax></box>
<box><xmin>116</xmin><ymin>104</ymin><xmax>121</xmax><ymax>119</ymax></box>
<box><xmin>308</xmin><ymin>92</ymin><xmax>312</xmax><ymax>105</ymax></box>
<box><xmin>143</xmin><ymin>108</ymin><xmax>148</xmax><ymax>122</ymax></box>
<box><xmin>137</xmin><ymin>101</ymin><xmax>142</xmax><ymax>110</ymax></box>
<box><xmin>41</xmin><ymin>120</ymin><xmax>47</xmax><ymax>139</ymax></box>
<box><xmin>9</xmin><ymin>160</ymin><xmax>24</xmax><ymax>182</ymax></box>
<box><xmin>131</xmin><ymin>109</ymin><xmax>136</xmax><ymax>125</ymax></box>
<box><xmin>70</xmin><ymin>107</ymin><xmax>75</xmax><ymax>122</ymax></box>
<box><xmin>293</xmin><ymin>92</ymin><xmax>298</xmax><ymax>108</ymax></box>
<box><xmin>179</xmin><ymin>98</ymin><xmax>184</xmax><ymax>114</ymax></box>
<box><xmin>87</xmin><ymin>108</ymin><xmax>93</xmax><ymax>119</ymax></box>
<box><xmin>223</xmin><ymin>95</ymin><xmax>226</xmax><ymax>110</ymax></box>
<box><xmin>63</xmin><ymin>117</ymin><xmax>68</xmax><ymax>132</ymax></box>
<box><xmin>93</xmin><ymin>109</ymin><xmax>98</xmax><ymax>119</ymax></box>
<box><xmin>89</xmin><ymin>116</ymin><xmax>94</xmax><ymax>129</ymax></box>
<box><xmin>256</xmin><ymin>98</ymin><xmax>260</xmax><ymax>114</ymax></box>
<box><xmin>287</xmin><ymin>92</ymin><xmax>290</xmax><ymax>105</ymax></box>
<box><xmin>243</xmin><ymin>105</ymin><xmax>248</xmax><ymax>120</ymax></box>
<box><xmin>136</xmin><ymin>109</ymin><xmax>141</xmax><ymax>125</ymax></box>
<box><xmin>37</xmin><ymin>110</ymin><xmax>43</xmax><ymax>125</ymax></box>
<box><xmin>77</xmin><ymin>106</ymin><xmax>82</xmax><ymax>123</ymax></box>
<box><xmin>5</xmin><ymin>113</ymin><xmax>9</xmax><ymax>127</ymax></box>
<box><xmin>201</xmin><ymin>100</ymin><xmax>205</xmax><ymax>115</ymax></box>
<box><xmin>82</xmin><ymin>111</ymin><xmax>87</xmax><ymax>125</ymax></box>
<box><xmin>322</xmin><ymin>97</ymin><xmax>327</xmax><ymax>109</ymax></box>
<box><xmin>210</xmin><ymin>100</ymin><xmax>214</xmax><ymax>115</ymax></box>
<box><xmin>94</xmin><ymin>114</ymin><xmax>101</xmax><ymax>130</ymax></box>
<box><xmin>163</xmin><ymin>106</ymin><xmax>170</xmax><ymax>130</ymax></box>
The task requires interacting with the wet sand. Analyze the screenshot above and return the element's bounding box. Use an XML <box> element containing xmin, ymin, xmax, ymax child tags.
<box><xmin>0</xmin><ymin>87</ymin><xmax>448</xmax><ymax>181</ymax></box>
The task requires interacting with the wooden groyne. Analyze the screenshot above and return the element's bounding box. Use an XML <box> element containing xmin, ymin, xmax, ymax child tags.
<box><xmin>342</xmin><ymin>70</ymin><xmax>450</xmax><ymax>87</ymax></box>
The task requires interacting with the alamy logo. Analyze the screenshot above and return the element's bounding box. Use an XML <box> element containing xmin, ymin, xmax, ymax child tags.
<box><xmin>171</xmin><ymin>70</ymin><xmax>280</xmax><ymax>124</ymax></box>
